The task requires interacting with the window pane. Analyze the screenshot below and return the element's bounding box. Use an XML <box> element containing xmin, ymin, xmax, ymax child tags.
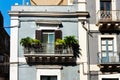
<box><xmin>102</xmin><ymin>52</ymin><xmax>107</xmax><ymax>57</ymax></box>
<box><xmin>100</xmin><ymin>2</ymin><xmax>104</xmax><ymax>10</ymax></box>
<box><xmin>43</xmin><ymin>34</ymin><xmax>48</xmax><ymax>43</ymax></box>
<box><xmin>50</xmin><ymin>76</ymin><xmax>57</xmax><ymax>80</ymax></box>
<box><xmin>108</xmin><ymin>40</ymin><xmax>113</xmax><ymax>44</ymax></box>
<box><xmin>102</xmin><ymin>40</ymin><xmax>106</xmax><ymax>44</ymax></box>
<box><xmin>102</xmin><ymin>78</ymin><xmax>118</xmax><ymax>80</ymax></box>
<box><xmin>102</xmin><ymin>46</ymin><xmax>106</xmax><ymax>51</ymax></box>
<box><xmin>49</xmin><ymin>34</ymin><xmax>54</xmax><ymax>43</ymax></box>
<box><xmin>41</xmin><ymin>77</ymin><xmax>47</xmax><ymax>80</ymax></box>
<box><xmin>108</xmin><ymin>46</ymin><xmax>113</xmax><ymax>51</ymax></box>
<box><xmin>41</xmin><ymin>76</ymin><xmax>57</xmax><ymax>80</ymax></box>
<box><xmin>100</xmin><ymin>0</ymin><xmax>111</xmax><ymax>10</ymax></box>
<box><xmin>109</xmin><ymin>52</ymin><xmax>114</xmax><ymax>56</ymax></box>
<box><xmin>106</xmin><ymin>2</ymin><xmax>111</xmax><ymax>10</ymax></box>
<box><xmin>101</xmin><ymin>38</ymin><xmax>114</xmax><ymax>56</ymax></box>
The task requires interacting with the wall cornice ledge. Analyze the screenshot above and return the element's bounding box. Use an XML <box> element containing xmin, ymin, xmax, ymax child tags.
<box><xmin>9</xmin><ymin>11</ymin><xmax>90</xmax><ymax>18</ymax></box>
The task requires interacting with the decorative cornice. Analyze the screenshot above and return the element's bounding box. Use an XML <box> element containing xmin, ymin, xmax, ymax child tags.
<box><xmin>9</xmin><ymin>11</ymin><xmax>90</xmax><ymax>18</ymax></box>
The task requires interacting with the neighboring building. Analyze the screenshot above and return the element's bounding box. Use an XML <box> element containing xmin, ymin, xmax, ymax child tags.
<box><xmin>0</xmin><ymin>12</ymin><xmax>10</xmax><ymax>80</ymax></box>
<box><xmin>9</xmin><ymin>0</ymin><xmax>89</xmax><ymax>80</ymax></box>
<box><xmin>85</xmin><ymin>0</ymin><xmax>120</xmax><ymax>80</ymax></box>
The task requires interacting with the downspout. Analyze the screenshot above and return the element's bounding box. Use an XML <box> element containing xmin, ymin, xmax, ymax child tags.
<box><xmin>18</xmin><ymin>15</ymin><xmax>21</xmax><ymax>80</ymax></box>
<box><xmin>87</xmin><ymin>19</ymin><xmax>91</xmax><ymax>80</ymax></box>
<box><xmin>82</xmin><ymin>19</ymin><xmax>91</xmax><ymax>80</ymax></box>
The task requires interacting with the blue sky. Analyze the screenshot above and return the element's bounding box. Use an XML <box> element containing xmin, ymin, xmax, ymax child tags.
<box><xmin>0</xmin><ymin>0</ymin><xmax>29</xmax><ymax>35</ymax></box>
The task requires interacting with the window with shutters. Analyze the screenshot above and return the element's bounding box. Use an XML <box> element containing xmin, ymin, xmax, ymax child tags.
<box><xmin>42</xmin><ymin>32</ymin><xmax>55</xmax><ymax>53</ymax></box>
<box><xmin>36</xmin><ymin>30</ymin><xmax>62</xmax><ymax>53</ymax></box>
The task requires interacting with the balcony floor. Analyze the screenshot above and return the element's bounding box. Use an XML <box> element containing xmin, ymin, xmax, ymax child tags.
<box><xmin>24</xmin><ymin>53</ymin><xmax>76</xmax><ymax>65</ymax></box>
<box><xmin>98</xmin><ymin>63</ymin><xmax>120</xmax><ymax>73</ymax></box>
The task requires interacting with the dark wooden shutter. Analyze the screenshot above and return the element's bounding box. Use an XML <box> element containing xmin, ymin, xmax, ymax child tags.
<box><xmin>35</xmin><ymin>30</ymin><xmax>42</xmax><ymax>41</ymax></box>
<box><xmin>55</xmin><ymin>30</ymin><xmax>62</xmax><ymax>41</ymax></box>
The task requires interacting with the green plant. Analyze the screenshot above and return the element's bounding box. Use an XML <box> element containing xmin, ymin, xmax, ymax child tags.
<box><xmin>32</xmin><ymin>39</ymin><xmax>41</xmax><ymax>45</ymax></box>
<box><xmin>64</xmin><ymin>36</ymin><xmax>80</xmax><ymax>58</ymax></box>
<box><xmin>64</xmin><ymin>36</ymin><xmax>78</xmax><ymax>47</ymax></box>
<box><xmin>20</xmin><ymin>37</ymin><xmax>33</xmax><ymax>47</ymax></box>
<box><xmin>20</xmin><ymin>37</ymin><xmax>41</xmax><ymax>47</ymax></box>
<box><xmin>55</xmin><ymin>39</ymin><xmax>65</xmax><ymax>46</ymax></box>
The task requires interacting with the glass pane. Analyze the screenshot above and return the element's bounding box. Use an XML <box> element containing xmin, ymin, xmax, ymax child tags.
<box><xmin>47</xmin><ymin>33</ymin><xmax>54</xmax><ymax>53</ymax></box>
<box><xmin>108</xmin><ymin>40</ymin><xmax>113</xmax><ymax>44</ymax></box>
<box><xmin>109</xmin><ymin>52</ymin><xmax>113</xmax><ymax>56</ymax></box>
<box><xmin>41</xmin><ymin>76</ymin><xmax>57</xmax><ymax>80</ymax></box>
<box><xmin>102</xmin><ymin>40</ymin><xmax>106</xmax><ymax>44</ymax></box>
<box><xmin>102</xmin><ymin>52</ymin><xmax>107</xmax><ymax>57</ymax></box>
<box><xmin>100</xmin><ymin>1</ymin><xmax>111</xmax><ymax>10</ymax></box>
<box><xmin>49</xmin><ymin>34</ymin><xmax>54</xmax><ymax>43</ymax></box>
<box><xmin>43</xmin><ymin>34</ymin><xmax>48</xmax><ymax>43</ymax></box>
<box><xmin>102</xmin><ymin>46</ymin><xmax>106</xmax><ymax>51</ymax></box>
<box><xmin>50</xmin><ymin>76</ymin><xmax>57</xmax><ymax>80</ymax></box>
<box><xmin>108</xmin><ymin>46</ymin><xmax>113</xmax><ymax>51</ymax></box>
<box><xmin>47</xmin><ymin>43</ymin><xmax>54</xmax><ymax>53</ymax></box>
<box><xmin>102</xmin><ymin>78</ymin><xmax>118</xmax><ymax>80</ymax></box>
<box><xmin>100</xmin><ymin>2</ymin><xmax>104</xmax><ymax>10</ymax></box>
<box><xmin>41</xmin><ymin>76</ymin><xmax>48</xmax><ymax>80</ymax></box>
<box><xmin>102</xmin><ymin>57</ymin><xmax>108</xmax><ymax>63</ymax></box>
<box><xmin>106</xmin><ymin>2</ymin><xmax>111</xmax><ymax>10</ymax></box>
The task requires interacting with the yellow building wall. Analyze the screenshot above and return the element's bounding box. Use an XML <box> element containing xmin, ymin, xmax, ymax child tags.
<box><xmin>30</xmin><ymin>0</ymin><xmax>68</xmax><ymax>5</ymax></box>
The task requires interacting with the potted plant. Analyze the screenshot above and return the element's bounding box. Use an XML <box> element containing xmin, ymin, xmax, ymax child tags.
<box><xmin>64</xmin><ymin>36</ymin><xmax>78</xmax><ymax>48</ymax></box>
<box><xmin>55</xmin><ymin>39</ymin><xmax>65</xmax><ymax>46</ymax></box>
<box><xmin>20</xmin><ymin>37</ymin><xmax>41</xmax><ymax>52</ymax></box>
<box><xmin>55</xmin><ymin>39</ymin><xmax>65</xmax><ymax>53</ymax></box>
<box><xmin>64</xmin><ymin>36</ymin><xmax>80</xmax><ymax>57</ymax></box>
<box><xmin>32</xmin><ymin>39</ymin><xmax>41</xmax><ymax>47</ymax></box>
<box><xmin>20</xmin><ymin>37</ymin><xmax>33</xmax><ymax>48</ymax></box>
<box><xmin>32</xmin><ymin>39</ymin><xmax>41</xmax><ymax>52</ymax></box>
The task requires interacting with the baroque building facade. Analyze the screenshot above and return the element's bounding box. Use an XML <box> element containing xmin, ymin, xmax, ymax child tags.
<box><xmin>9</xmin><ymin>0</ymin><xmax>89</xmax><ymax>80</ymax></box>
<box><xmin>9</xmin><ymin>0</ymin><xmax>120</xmax><ymax>80</ymax></box>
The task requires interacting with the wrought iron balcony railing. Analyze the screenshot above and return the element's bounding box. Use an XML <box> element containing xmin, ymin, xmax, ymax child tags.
<box><xmin>97</xmin><ymin>52</ymin><xmax>120</xmax><ymax>73</ymax></box>
<box><xmin>97</xmin><ymin>10</ymin><xmax>120</xmax><ymax>23</ymax></box>
<box><xmin>24</xmin><ymin>43</ymin><xmax>76</xmax><ymax>65</ymax></box>
<box><xmin>24</xmin><ymin>43</ymin><xmax>73</xmax><ymax>55</ymax></box>
<box><xmin>97</xmin><ymin>52</ymin><xmax>120</xmax><ymax>64</ymax></box>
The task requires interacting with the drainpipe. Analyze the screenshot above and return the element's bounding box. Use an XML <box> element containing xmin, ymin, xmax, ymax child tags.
<box><xmin>81</xmin><ymin>19</ymin><xmax>91</xmax><ymax>80</ymax></box>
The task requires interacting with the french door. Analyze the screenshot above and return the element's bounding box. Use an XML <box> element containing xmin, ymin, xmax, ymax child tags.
<box><xmin>100</xmin><ymin>0</ymin><xmax>111</xmax><ymax>19</ymax></box>
<box><xmin>42</xmin><ymin>32</ymin><xmax>55</xmax><ymax>53</ymax></box>
<box><xmin>101</xmin><ymin>38</ymin><xmax>114</xmax><ymax>63</ymax></box>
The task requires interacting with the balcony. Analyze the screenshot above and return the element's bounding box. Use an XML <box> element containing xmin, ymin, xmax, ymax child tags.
<box><xmin>97</xmin><ymin>52</ymin><xmax>120</xmax><ymax>73</ymax></box>
<box><xmin>24</xmin><ymin>43</ymin><xmax>76</xmax><ymax>65</ymax></box>
<box><xmin>96</xmin><ymin>10</ymin><xmax>120</xmax><ymax>33</ymax></box>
